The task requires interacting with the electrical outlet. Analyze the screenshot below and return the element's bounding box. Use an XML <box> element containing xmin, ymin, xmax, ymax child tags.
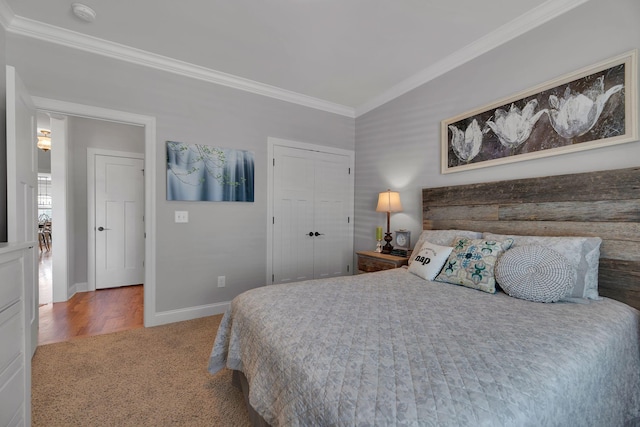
<box><xmin>174</xmin><ymin>211</ymin><xmax>189</xmax><ymax>223</ymax></box>
<box><xmin>217</xmin><ymin>276</ymin><xmax>225</xmax><ymax>287</ymax></box>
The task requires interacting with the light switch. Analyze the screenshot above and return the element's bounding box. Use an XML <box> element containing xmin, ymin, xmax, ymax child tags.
<box><xmin>174</xmin><ymin>211</ymin><xmax>189</xmax><ymax>223</ymax></box>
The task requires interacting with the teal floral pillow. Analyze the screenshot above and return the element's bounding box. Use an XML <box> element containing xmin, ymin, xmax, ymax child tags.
<box><xmin>434</xmin><ymin>236</ymin><xmax>514</xmax><ymax>294</ymax></box>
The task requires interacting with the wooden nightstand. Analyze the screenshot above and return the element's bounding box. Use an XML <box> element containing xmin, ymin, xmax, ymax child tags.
<box><xmin>356</xmin><ymin>251</ymin><xmax>409</xmax><ymax>273</ymax></box>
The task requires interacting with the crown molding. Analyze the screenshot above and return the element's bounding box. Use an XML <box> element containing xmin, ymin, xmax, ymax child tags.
<box><xmin>7</xmin><ymin>16</ymin><xmax>356</xmax><ymax>118</ymax></box>
<box><xmin>0</xmin><ymin>0</ymin><xmax>14</xmax><ymax>30</ymax></box>
<box><xmin>354</xmin><ymin>0</ymin><xmax>592</xmax><ymax>117</ymax></box>
<box><xmin>3</xmin><ymin>0</ymin><xmax>589</xmax><ymax>119</ymax></box>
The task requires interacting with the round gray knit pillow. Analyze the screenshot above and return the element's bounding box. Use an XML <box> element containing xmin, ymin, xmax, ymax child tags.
<box><xmin>495</xmin><ymin>245</ymin><xmax>577</xmax><ymax>303</ymax></box>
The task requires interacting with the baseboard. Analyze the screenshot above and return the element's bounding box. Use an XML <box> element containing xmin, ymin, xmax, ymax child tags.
<box><xmin>66</xmin><ymin>283</ymin><xmax>77</xmax><ymax>300</ymax></box>
<box><xmin>149</xmin><ymin>301</ymin><xmax>230</xmax><ymax>327</ymax></box>
<box><xmin>64</xmin><ymin>282</ymin><xmax>88</xmax><ymax>301</ymax></box>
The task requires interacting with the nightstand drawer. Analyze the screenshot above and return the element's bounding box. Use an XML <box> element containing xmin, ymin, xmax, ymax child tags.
<box><xmin>356</xmin><ymin>251</ymin><xmax>409</xmax><ymax>273</ymax></box>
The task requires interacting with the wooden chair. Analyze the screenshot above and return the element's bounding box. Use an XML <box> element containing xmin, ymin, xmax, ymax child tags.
<box><xmin>38</xmin><ymin>220</ymin><xmax>52</xmax><ymax>251</ymax></box>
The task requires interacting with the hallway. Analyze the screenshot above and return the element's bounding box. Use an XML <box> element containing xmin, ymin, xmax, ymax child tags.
<box><xmin>38</xmin><ymin>249</ymin><xmax>52</xmax><ymax>305</ymax></box>
<box><xmin>38</xmin><ymin>252</ymin><xmax>143</xmax><ymax>345</ymax></box>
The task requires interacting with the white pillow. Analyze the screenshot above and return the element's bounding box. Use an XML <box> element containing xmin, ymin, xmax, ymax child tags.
<box><xmin>408</xmin><ymin>241</ymin><xmax>453</xmax><ymax>281</ymax></box>
<box><xmin>483</xmin><ymin>232</ymin><xmax>602</xmax><ymax>300</ymax></box>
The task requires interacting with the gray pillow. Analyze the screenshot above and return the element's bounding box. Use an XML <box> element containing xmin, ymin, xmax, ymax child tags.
<box><xmin>495</xmin><ymin>245</ymin><xmax>577</xmax><ymax>303</ymax></box>
<box><xmin>483</xmin><ymin>232</ymin><xmax>602</xmax><ymax>300</ymax></box>
<box><xmin>410</xmin><ymin>229</ymin><xmax>482</xmax><ymax>265</ymax></box>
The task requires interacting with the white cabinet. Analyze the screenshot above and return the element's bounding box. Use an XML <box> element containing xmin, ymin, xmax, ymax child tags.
<box><xmin>0</xmin><ymin>243</ymin><xmax>33</xmax><ymax>427</ymax></box>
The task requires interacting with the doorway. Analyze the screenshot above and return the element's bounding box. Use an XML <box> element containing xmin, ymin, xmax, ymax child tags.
<box><xmin>33</xmin><ymin>97</ymin><xmax>158</xmax><ymax>330</ymax></box>
<box><xmin>36</xmin><ymin>114</ymin><xmax>146</xmax><ymax>343</ymax></box>
<box><xmin>36</xmin><ymin>114</ymin><xmax>53</xmax><ymax>306</ymax></box>
<box><xmin>37</xmin><ymin>173</ymin><xmax>52</xmax><ymax>306</ymax></box>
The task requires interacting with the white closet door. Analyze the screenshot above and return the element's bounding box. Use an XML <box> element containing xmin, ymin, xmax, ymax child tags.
<box><xmin>272</xmin><ymin>145</ymin><xmax>351</xmax><ymax>284</ymax></box>
<box><xmin>273</xmin><ymin>146</ymin><xmax>315</xmax><ymax>283</ymax></box>
<box><xmin>312</xmin><ymin>151</ymin><xmax>350</xmax><ymax>279</ymax></box>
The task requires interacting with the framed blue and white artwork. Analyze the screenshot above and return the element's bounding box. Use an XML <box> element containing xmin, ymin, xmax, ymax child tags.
<box><xmin>166</xmin><ymin>141</ymin><xmax>254</xmax><ymax>202</ymax></box>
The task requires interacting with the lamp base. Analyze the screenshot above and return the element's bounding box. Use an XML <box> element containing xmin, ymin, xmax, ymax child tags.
<box><xmin>382</xmin><ymin>232</ymin><xmax>393</xmax><ymax>254</ymax></box>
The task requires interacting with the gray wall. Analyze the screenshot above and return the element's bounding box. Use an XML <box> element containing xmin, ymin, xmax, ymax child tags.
<box><xmin>68</xmin><ymin>116</ymin><xmax>145</xmax><ymax>287</ymax></box>
<box><xmin>37</xmin><ymin>147</ymin><xmax>50</xmax><ymax>173</ymax></box>
<box><xmin>0</xmin><ymin>25</ymin><xmax>6</xmax><ymax>242</ymax></box>
<box><xmin>355</xmin><ymin>0</ymin><xmax>640</xmax><ymax>254</ymax></box>
<box><xmin>6</xmin><ymin>36</ymin><xmax>354</xmax><ymax>313</ymax></box>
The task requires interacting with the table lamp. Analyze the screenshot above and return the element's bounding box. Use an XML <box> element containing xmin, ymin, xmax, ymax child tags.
<box><xmin>376</xmin><ymin>189</ymin><xmax>403</xmax><ymax>254</ymax></box>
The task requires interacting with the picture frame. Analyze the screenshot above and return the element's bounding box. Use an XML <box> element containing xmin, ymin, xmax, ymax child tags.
<box><xmin>166</xmin><ymin>141</ymin><xmax>255</xmax><ymax>202</ymax></box>
<box><xmin>441</xmin><ymin>50</ymin><xmax>638</xmax><ymax>174</ymax></box>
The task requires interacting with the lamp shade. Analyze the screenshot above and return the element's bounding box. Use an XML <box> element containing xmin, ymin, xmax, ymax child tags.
<box><xmin>376</xmin><ymin>190</ymin><xmax>402</xmax><ymax>213</ymax></box>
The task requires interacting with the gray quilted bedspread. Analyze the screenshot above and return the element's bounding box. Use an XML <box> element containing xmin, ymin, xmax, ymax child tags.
<box><xmin>209</xmin><ymin>269</ymin><xmax>640</xmax><ymax>426</ymax></box>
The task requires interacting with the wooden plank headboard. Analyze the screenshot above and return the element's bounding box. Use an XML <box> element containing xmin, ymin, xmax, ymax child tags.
<box><xmin>422</xmin><ymin>166</ymin><xmax>640</xmax><ymax>310</ymax></box>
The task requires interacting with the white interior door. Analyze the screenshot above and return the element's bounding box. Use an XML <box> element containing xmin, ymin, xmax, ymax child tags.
<box><xmin>94</xmin><ymin>154</ymin><xmax>144</xmax><ymax>289</ymax></box>
<box><xmin>5</xmin><ymin>65</ymin><xmax>36</xmax><ymax>426</ymax></box>
<box><xmin>272</xmin><ymin>146</ymin><xmax>315</xmax><ymax>283</ymax></box>
<box><xmin>272</xmin><ymin>145</ymin><xmax>352</xmax><ymax>284</ymax></box>
<box><xmin>6</xmin><ymin>66</ymin><xmax>38</xmax><ymax>355</ymax></box>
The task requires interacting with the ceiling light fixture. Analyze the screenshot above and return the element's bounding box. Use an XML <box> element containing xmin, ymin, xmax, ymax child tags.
<box><xmin>37</xmin><ymin>130</ymin><xmax>51</xmax><ymax>152</ymax></box>
<box><xmin>72</xmin><ymin>3</ymin><xmax>97</xmax><ymax>23</ymax></box>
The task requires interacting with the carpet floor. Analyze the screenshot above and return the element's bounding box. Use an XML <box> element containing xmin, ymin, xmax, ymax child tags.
<box><xmin>32</xmin><ymin>314</ymin><xmax>251</xmax><ymax>426</ymax></box>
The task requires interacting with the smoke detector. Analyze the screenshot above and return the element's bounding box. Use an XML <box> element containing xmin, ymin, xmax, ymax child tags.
<box><xmin>72</xmin><ymin>3</ymin><xmax>96</xmax><ymax>22</ymax></box>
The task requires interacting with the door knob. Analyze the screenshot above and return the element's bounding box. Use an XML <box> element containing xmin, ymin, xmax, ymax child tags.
<box><xmin>314</xmin><ymin>232</ymin><xmax>324</xmax><ymax>236</ymax></box>
<box><xmin>308</xmin><ymin>232</ymin><xmax>314</xmax><ymax>237</ymax></box>
<box><xmin>97</xmin><ymin>226</ymin><xmax>110</xmax><ymax>231</ymax></box>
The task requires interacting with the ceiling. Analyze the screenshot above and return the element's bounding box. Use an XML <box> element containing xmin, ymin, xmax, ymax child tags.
<box><xmin>3</xmin><ymin>0</ymin><xmax>587</xmax><ymax>116</ymax></box>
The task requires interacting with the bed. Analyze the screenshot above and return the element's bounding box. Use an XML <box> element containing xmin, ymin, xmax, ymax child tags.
<box><xmin>209</xmin><ymin>166</ymin><xmax>640</xmax><ymax>426</ymax></box>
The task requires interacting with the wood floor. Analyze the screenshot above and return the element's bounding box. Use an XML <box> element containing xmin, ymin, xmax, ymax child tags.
<box><xmin>38</xmin><ymin>250</ymin><xmax>144</xmax><ymax>346</ymax></box>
